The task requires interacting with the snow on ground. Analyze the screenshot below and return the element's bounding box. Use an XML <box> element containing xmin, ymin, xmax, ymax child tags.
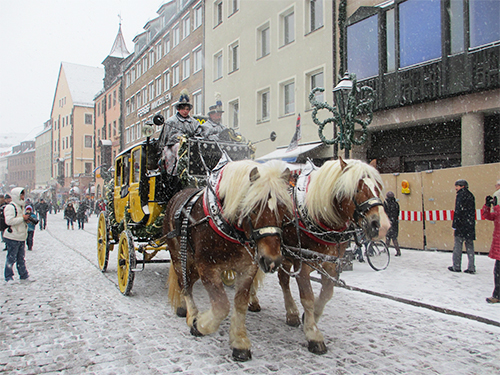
<box><xmin>1</xmin><ymin>212</ymin><xmax>499</xmax><ymax>374</ymax></box>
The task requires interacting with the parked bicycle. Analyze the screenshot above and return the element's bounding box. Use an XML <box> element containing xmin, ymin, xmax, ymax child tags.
<box><xmin>351</xmin><ymin>229</ymin><xmax>390</xmax><ymax>271</ymax></box>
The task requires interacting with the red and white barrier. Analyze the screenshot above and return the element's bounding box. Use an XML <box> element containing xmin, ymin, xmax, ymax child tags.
<box><xmin>399</xmin><ymin>209</ymin><xmax>485</xmax><ymax>222</ymax></box>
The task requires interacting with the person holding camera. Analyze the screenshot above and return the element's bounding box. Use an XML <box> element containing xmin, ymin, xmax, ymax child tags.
<box><xmin>482</xmin><ymin>192</ymin><xmax>500</xmax><ymax>303</ymax></box>
<box><xmin>4</xmin><ymin>187</ymin><xmax>34</xmax><ymax>284</ymax></box>
<box><xmin>25</xmin><ymin>205</ymin><xmax>38</xmax><ymax>251</ymax></box>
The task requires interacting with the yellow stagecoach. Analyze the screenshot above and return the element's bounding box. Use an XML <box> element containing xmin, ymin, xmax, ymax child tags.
<box><xmin>97</xmin><ymin>114</ymin><xmax>257</xmax><ymax>295</ymax></box>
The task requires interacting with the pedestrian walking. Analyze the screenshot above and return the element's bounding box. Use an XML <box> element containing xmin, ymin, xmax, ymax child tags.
<box><xmin>449</xmin><ymin>179</ymin><xmax>476</xmax><ymax>274</ymax></box>
<box><xmin>383</xmin><ymin>191</ymin><xmax>401</xmax><ymax>256</ymax></box>
<box><xmin>64</xmin><ymin>203</ymin><xmax>76</xmax><ymax>230</ymax></box>
<box><xmin>25</xmin><ymin>205</ymin><xmax>37</xmax><ymax>251</ymax></box>
<box><xmin>36</xmin><ymin>198</ymin><xmax>49</xmax><ymax>230</ymax></box>
<box><xmin>493</xmin><ymin>179</ymin><xmax>500</xmax><ymax>207</ymax></box>
<box><xmin>481</xmin><ymin>193</ymin><xmax>500</xmax><ymax>303</ymax></box>
<box><xmin>76</xmin><ymin>201</ymin><xmax>87</xmax><ymax>230</ymax></box>
<box><xmin>3</xmin><ymin>187</ymin><xmax>33</xmax><ymax>283</ymax></box>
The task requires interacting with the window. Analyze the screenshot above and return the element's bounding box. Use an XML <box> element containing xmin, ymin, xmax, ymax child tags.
<box><xmin>282</xmin><ymin>81</ymin><xmax>295</xmax><ymax>115</ymax></box>
<box><xmin>131</xmin><ymin>67</ymin><xmax>136</xmax><ymax>83</ymax></box>
<box><xmin>308</xmin><ymin>70</ymin><xmax>324</xmax><ymax>105</ymax></box>
<box><xmin>399</xmin><ymin>0</ymin><xmax>441</xmax><ymax>68</ymax></box>
<box><xmin>136</xmin><ymin>90</ymin><xmax>142</xmax><ymax>107</ymax></box>
<box><xmin>229</xmin><ymin>0</ymin><xmax>239</xmax><ymax>16</ymax></box>
<box><xmin>108</xmin><ymin>94</ymin><xmax>112</xmax><ymax>109</ymax></box>
<box><xmin>143</xmin><ymin>56</ymin><xmax>148</xmax><ymax>73</ymax></box>
<box><xmin>113</xmin><ymin>120</ymin><xmax>117</xmax><ymax>136</ymax></box>
<box><xmin>229</xmin><ymin>99</ymin><xmax>239</xmax><ymax>128</ymax></box>
<box><xmin>149</xmin><ymin>49</ymin><xmax>155</xmax><ymax>68</ymax></box>
<box><xmin>126</xmin><ymin>99</ymin><xmax>130</xmax><ymax>115</ymax></box>
<box><xmin>85</xmin><ymin>163</ymin><xmax>92</xmax><ymax>174</ymax></box>
<box><xmin>148</xmin><ymin>82</ymin><xmax>155</xmax><ymax>101</ymax></box>
<box><xmin>164</xmin><ymin>70</ymin><xmax>171</xmax><ymax>91</ymax></box>
<box><xmin>130</xmin><ymin>96</ymin><xmax>136</xmax><ymax>112</ymax></box>
<box><xmin>142</xmin><ymin>86</ymin><xmax>148</xmax><ymax>103</ymax></box>
<box><xmin>258</xmin><ymin>23</ymin><xmax>270</xmax><ymax>58</ymax></box>
<box><xmin>182</xmin><ymin>15</ymin><xmax>190</xmax><ymax>39</ymax></box>
<box><xmin>281</xmin><ymin>9</ymin><xmax>295</xmax><ymax>46</ymax></box>
<box><xmin>229</xmin><ymin>42</ymin><xmax>239</xmax><ymax>73</ymax></box>
<box><xmin>193</xmin><ymin>46</ymin><xmax>203</xmax><ymax>72</ymax></box>
<box><xmin>308</xmin><ymin>0</ymin><xmax>323</xmax><ymax>32</ymax></box>
<box><xmin>173</xmin><ymin>63</ymin><xmax>180</xmax><ymax>86</ymax></box>
<box><xmin>194</xmin><ymin>3</ymin><xmax>203</xmax><ymax>29</ymax></box>
<box><xmin>155</xmin><ymin>42</ymin><xmax>162</xmax><ymax>62</ymax></box>
<box><xmin>164</xmin><ymin>35</ymin><xmax>171</xmax><ymax>55</ymax></box>
<box><xmin>85</xmin><ymin>114</ymin><xmax>92</xmax><ymax>124</ymax></box>
<box><xmin>136</xmin><ymin>62</ymin><xmax>142</xmax><ymax>77</ymax></box>
<box><xmin>347</xmin><ymin>14</ymin><xmax>379</xmax><ymax>80</ymax></box>
<box><xmin>155</xmin><ymin>76</ymin><xmax>162</xmax><ymax>97</ymax></box>
<box><xmin>214</xmin><ymin>51</ymin><xmax>223</xmax><ymax>80</ymax></box>
<box><xmin>386</xmin><ymin>8</ymin><xmax>396</xmax><ymax>71</ymax></box>
<box><xmin>113</xmin><ymin>90</ymin><xmax>117</xmax><ymax>106</ymax></box>
<box><xmin>173</xmin><ymin>25</ymin><xmax>180</xmax><ymax>47</ymax></box>
<box><xmin>215</xmin><ymin>0</ymin><xmax>223</xmax><ymax>27</ymax></box>
<box><xmin>469</xmin><ymin>0</ymin><xmax>500</xmax><ymax>48</ymax></box>
<box><xmin>258</xmin><ymin>89</ymin><xmax>270</xmax><ymax>122</ymax></box>
<box><xmin>193</xmin><ymin>90</ymin><xmax>202</xmax><ymax>115</ymax></box>
<box><xmin>180</xmin><ymin>56</ymin><xmax>190</xmax><ymax>81</ymax></box>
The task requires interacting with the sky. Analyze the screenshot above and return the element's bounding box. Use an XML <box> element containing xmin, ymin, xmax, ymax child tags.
<box><xmin>0</xmin><ymin>0</ymin><xmax>167</xmax><ymax>138</ymax></box>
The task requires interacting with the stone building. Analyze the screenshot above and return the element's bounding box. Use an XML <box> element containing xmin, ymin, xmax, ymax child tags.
<box><xmin>6</xmin><ymin>141</ymin><xmax>36</xmax><ymax>192</ymax></box>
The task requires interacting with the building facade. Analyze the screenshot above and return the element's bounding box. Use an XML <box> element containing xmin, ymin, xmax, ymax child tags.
<box><xmin>50</xmin><ymin>62</ymin><xmax>103</xmax><ymax>195</ymax></box>
<box><xmin>34</xmin><ymin>119</ymin><xmax>53</xmax><ymax>189</ymax></box>
<box><xmin>7</xmin><ymin>141</ymin><xmax>36</xmax><ymax>192</ymax></box>
<box><xmin>204</xmin><ymin>0</ymin><xmax>335</xmax><ymax>159</ymax></box>
<box><xmin>344</xmin><ymin>0</ymin><xmax>500</xmax><ymax>172</ymax></box>
<box><xmin>122</xmin><ymin>0</ymin><xmax>204</xmax><ymax>149</ymax></box>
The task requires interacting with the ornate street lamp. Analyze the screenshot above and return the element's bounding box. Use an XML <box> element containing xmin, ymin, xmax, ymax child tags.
<box><xmin>309</xmin><ymin>72</ymin><xmax>374</xmax><ymax>158</ymax></box>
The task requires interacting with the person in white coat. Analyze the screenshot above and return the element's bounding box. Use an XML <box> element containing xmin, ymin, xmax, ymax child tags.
<box><xmin>4</xmin><ymin>187</ymin><xmax>32</xmax><ymax>283</ymax></box>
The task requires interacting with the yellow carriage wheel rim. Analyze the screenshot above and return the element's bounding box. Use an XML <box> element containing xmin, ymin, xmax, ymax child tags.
<box><xmin>97</xmin><ymin>213</ymin><xmax>108</xmax><ymax>270</ymax></box>
<box><xmin>117</xmin><ymin>233</ymin><xmax>131</xmax><ymax>294</ymax></box>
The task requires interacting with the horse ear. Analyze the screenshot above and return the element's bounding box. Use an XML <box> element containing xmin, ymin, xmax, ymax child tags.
<box><xmin>339</xmin><ymin>156</ymin><xmax>347</xmax><ymax>170</ymax></box>
<box><xmin>281</xmin><ymin>168</ymin><xmax>291</xmax><ymax>181</ymax></box>
<box><xmin>369</xmin><ymin>159</ymin><xmax>377</xmax><ymax>169</ymax></box>
<box><xmin>249</xmin><ymin>167</ymin><xmax>260</xmax><ymax>183</ymax></box>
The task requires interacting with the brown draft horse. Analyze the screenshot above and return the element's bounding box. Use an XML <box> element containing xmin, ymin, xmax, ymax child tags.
<box><xmin>252</xmin><ymin>157</ymin><xmax>389</xmax><ymax>354</ymax></box>
<box><xmin>165</xmin><ymin>159</ymin><xmax>292</xmax><ymax>361</ymax></box>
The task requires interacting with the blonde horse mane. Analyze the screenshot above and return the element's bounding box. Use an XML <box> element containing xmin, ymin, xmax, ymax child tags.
<box><xmin>305</xmin><ymin>159</ymin><xmax>384</xmax><ymax>226</ymax></box>
<box><xmin>217</xmin><ymin>159</ymin><xmax>292</xmax><ymax>223</ymax></box>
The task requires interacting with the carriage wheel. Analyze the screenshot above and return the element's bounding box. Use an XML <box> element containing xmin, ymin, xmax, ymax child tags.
<box><xmin>117</xmin><ymin>230</ymin><xmax>136</xmax><ymax>295</ymax></box>
<box><xmin>366</xmin><ymin>240</ymin><xmax>390</xmax><ymax>271</ymax></box>
<box><xmin>97</xmin><ymin>212</ymin><xmax>110</xmax><ymax>272</ymax></box>
<box><xmin>221</xmin><ymin>270</ymin><xmax>236</xmax><ymax>287</ymax></box>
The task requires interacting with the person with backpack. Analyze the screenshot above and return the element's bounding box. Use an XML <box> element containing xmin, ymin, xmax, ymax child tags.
<box><xmin>1</xmin><ymin>194</ymin><xmax>12</xmax><ymax>251</ymax></box>
<box><xmin>3</xmin><ymin>188</ymin><xmax>33</xmax><ymax>284</ymax></box>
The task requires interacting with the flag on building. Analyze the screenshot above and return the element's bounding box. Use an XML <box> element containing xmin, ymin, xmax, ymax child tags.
<box><xmin>286</xmin><ymin>114</ymin><xmax>301</xmax><ymax>152</ymax></box>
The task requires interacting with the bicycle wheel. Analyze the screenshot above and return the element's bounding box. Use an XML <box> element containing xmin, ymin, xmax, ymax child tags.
<box><xmin>365</xmin><ymin>240</ymin><xmax>390</xmax><ymax>271</ymax></box>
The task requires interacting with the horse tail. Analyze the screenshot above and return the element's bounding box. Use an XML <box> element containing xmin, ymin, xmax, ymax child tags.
<box><xmin>167</xmin><ymin>263</ymin><xmax>182</xmax><ymax>311</ymax></box>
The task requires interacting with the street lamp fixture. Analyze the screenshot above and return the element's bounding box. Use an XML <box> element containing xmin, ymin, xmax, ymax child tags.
<box><xmin>309</xmin><ymin>72</ymin><xmax>374</xmax><ymax>158</ymax></box>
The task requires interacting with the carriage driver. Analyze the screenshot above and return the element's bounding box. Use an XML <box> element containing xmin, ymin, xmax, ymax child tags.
<box><xmin>158</xmin><ymin>89</ymin><xmax>200</xmax><ymax>175</ymax></box>
<box><xmin>197</xmin><ymin>99</ymin><xmax>226</xmax><ymax>141</ymax></box>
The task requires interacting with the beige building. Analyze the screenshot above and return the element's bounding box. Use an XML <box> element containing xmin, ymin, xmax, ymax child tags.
<box><xmin>50</xmin><ymin>62</ymin><xmax>103</xmax><ymax>195</ymax></box>
<box><xmin>35</xmin><ymin>120</ymin><xmax>52</xmax><ymax>189</ymax></box>
<box><xmin>204</xmin><ymin>0</ymin><xmax>335</xmax><ymax>159</ymax></box>
<box><xmin>123</xmin><ymin>0</ymin><xmax>204</xmax><ymax>148</ymax></box>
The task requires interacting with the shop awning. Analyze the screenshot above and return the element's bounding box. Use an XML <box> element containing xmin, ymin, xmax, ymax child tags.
<box><xmin>256</xmin><ymin>142</ymin><xmax>324</xmax><ymax>162</ymax></box>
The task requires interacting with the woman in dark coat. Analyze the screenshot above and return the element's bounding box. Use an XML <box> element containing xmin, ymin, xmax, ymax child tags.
<box><xmin>76</xmin><ymin>202</ymin><xmax>87</xmax><ymax>230</ymax></box>
<box><xmin>383</xmin><ymin>191</ymin><xmax>401</xmax><ymax>256</ymax></box>
<box><xmin>64</xmin><ymin>203</ymin><xmax>76</xmax><ymax>230</ymax></box>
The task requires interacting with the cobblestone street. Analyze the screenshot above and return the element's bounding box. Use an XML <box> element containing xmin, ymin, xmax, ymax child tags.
<box><xmin>1</xmin><ymin>213</ymin><xmax>499</xmax><ymax>374</ymax></box>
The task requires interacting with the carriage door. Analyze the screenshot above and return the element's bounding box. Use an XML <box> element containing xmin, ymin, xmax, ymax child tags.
<box><xmin>129</xmin><ymin>146</ymin><xmax>147</xmax><ymax>223</ymax></box>
<box><xmin>113</xmin><ymin>156</ymin><xmax>128</xmax><ymax>223</ymax></box>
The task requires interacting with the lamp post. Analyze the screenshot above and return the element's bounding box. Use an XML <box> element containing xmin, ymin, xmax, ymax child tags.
<box><xmin>309</xmin><ymin>72</ymin><xmax>374</xmax><ymax>158</ymax></box>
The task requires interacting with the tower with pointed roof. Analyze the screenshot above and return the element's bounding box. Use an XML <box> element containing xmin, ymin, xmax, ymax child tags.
<box><xmin>102</xmin><ymin>23</ymin><xmax>131</xmax><ymax>90</ymax></box>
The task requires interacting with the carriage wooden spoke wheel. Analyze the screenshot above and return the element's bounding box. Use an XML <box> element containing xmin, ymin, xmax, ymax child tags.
<box><xmin>97</xmin><ymin>212</ymin><xmax>110</xmax><ymax>272</ymax></box>
<box><xmin>117</xmin><ymin>230</ymin><xmax>136</xmax><ymax>295</ymax></box>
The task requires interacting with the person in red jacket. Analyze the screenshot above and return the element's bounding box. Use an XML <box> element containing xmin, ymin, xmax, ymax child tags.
<box><xmin>481</xmin><ymin>194</ymin><xmax>500</xmax><ymax>303</ymax></box>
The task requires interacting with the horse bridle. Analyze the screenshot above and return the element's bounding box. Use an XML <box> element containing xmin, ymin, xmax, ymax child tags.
<box><xmin>352</xmin><ymin>196</ymin><xmax>383</xmax><ymax>225</ymax></box>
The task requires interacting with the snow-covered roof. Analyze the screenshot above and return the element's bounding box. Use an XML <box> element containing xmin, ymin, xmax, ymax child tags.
<box><xmin>109</xmin><ymin>24</ymin><xmax>130</xmax><ymax>58</ymax></box>
<box><xmin>62</xmin><ymin>62</ymin><xmax>104</xmax><ymax>107</ymax></box>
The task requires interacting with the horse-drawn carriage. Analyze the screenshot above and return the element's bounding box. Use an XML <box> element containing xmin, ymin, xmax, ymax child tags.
<box><xmin>96</xmin><ymin>114</ymin><xmax>254</xmax><ymax>295</ymax></box>
<box><xmin>97</xmin><ymin>112</ymin><xmax>390</xmax><ymax>361</ymax></box>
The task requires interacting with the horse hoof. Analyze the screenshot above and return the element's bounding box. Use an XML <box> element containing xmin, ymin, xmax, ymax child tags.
<box><xmin>308</xmin><ymin>341</ymin><xmax>327</xmax><ymax>355</ymax></box>
<box><xmin>176</xmin><ymin>307</ymin><xmax>187</xmax><ymax>317</ymax></box>
<box><xmin>190</xmin><ymin>319</ymin><xmax>204</xmax><ymax>337</ymax></box>
<box><xmin>232</xmin><ymin>348</ymin><xmax>252</xmax><ymax>362</ymax></box>
<box><xmin>248</xmin><ymin>302</ymin><xmax>261</xmax><ymax>312</ymax></box>
<box><xmin>286</xmin><ymin>315</ymin><xmax>301</xmax><ymax>327</ymax></box>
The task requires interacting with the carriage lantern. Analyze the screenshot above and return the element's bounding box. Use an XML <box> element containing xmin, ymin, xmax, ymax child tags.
<box><xmin>309</xmin><ymin>72</ymin><xmax>374</xmax><ymax>158</ymax></box>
